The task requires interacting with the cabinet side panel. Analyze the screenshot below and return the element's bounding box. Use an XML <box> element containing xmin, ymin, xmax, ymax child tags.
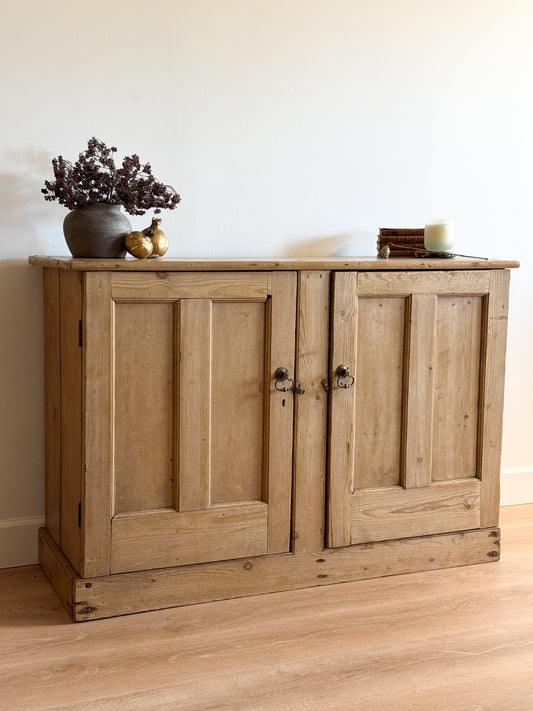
<box><xmin>211</xmin><ymin>302</ymin><xmax>266</xmax><ymax>504</ymax></box>
<box><xmin>59</xmin><ymin>270</ymin><xmax>83</xmax><ymax>574</ymax></box>
<box><xmin>432</xmin><ymin>296</ymin><xmax>483</xmax><ymax>481</ymax></box>
<box><xmin>43</xmin><ymin>268</ymin><xmax>61</xmax><ymax>544</ymax></box>
<box><xmin>114</xmin><ymin>302</ymin><xmax>175</xmax><ymax>513</ymax></box>
<box><xmin>354</xmin><ymin>297</ymin><xmax>406</xmax><ymax>489</ymax></box>
<box><xmin>479</xmin><ymin>270</ymin><xmax>511</xmax><ymax>526</ymax></box>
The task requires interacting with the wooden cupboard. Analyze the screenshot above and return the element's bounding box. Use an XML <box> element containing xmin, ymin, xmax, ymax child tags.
<box><xmin>29</xmin><ymin>256</ymin><xmax>518</xmax><ymax>621</ymax></box>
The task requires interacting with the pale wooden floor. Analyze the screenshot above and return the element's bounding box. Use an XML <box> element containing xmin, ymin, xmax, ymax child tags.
<box><xmin>1</xmin><ymin>505</ymin><xmax>532</xmax><ymax>711</ymax></box>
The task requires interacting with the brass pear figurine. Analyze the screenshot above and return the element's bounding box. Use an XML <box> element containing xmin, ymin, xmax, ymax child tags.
<box><xmin>125</xmin><ymin>231</ymin><xmax>153</xmax><ymax>259</ymax></box>
<box><xmin>143</xmin><ymin>217</ymin><xmax>168</xmax><ymax>257</ymax></box>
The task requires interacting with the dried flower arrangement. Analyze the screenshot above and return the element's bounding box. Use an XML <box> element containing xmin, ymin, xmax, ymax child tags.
<box><xmin>42</xmin><ymin>137</ymin><xmax>180</xmax><ymax>215</ymax></box>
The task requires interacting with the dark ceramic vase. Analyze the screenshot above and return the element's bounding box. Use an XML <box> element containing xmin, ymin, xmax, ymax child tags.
<box><xmin>63</xmin><ymin>203</ymin><xmax>131</xmax><ymax>258</ymax></box>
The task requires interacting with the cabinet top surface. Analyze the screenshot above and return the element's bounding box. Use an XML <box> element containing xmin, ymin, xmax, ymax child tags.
<box><xmin>28</xmin><ymin>256</ymin><xmax>520</xmax><ymax>271</ymax></box>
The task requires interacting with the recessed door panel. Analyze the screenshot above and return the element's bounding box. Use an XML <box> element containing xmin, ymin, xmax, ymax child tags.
<box><xmin>114</xmin><ymin>302</ymin><xmax>175</xmax><ymax>513</ymax></box>
<box><xmin>432</xmin><ymin>296</ymin><xmax>484</xmax><ymax>481</ymax></box>
<box><xmin>210</xmin><ymin>301</ymin><xmax>266</xmax><ymax>504</ymax></box>
<box><xmin>354</xmin><ymin>297</ymin><xmax>406</xmax><ymax>489</ymax></box>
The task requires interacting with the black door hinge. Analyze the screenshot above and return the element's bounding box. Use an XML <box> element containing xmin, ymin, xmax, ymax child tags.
<box><xmin>78</xmin><ymin>502</ymin><xmax>82</xmax><ymax>527</ymax></box>
<box><xmin>78</xmin><ymin>320</ymin><xmax>83</xmax><ymax>347</ymax></box>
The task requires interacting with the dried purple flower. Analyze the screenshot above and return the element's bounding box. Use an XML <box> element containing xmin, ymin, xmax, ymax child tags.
<box><xmin>42</xmin><ymin>138</ymin><xmax>181</xmax><ymax>215</ymax></box>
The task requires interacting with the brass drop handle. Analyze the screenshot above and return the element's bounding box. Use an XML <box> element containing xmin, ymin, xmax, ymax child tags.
<box><xmin>274</xmin><ymin>367</ymin><xmax>305</xmax><ymax>394</ymax></box>
<box><xmin>335</xmin><ymin>364</ymin><xmax>355</xmax><ymax>389</ymax></box>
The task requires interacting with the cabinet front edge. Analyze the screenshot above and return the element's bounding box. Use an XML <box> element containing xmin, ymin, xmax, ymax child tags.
<box><xmin>28</xmin><ymin>256</ymin><xmax>520</xmax><ymax>271</ymax></box>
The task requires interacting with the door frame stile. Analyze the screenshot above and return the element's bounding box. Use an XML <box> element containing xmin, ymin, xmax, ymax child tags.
<box><xmin>266</xmin><ymin>271</ymin><xmax>298</xmax><ymax>554</ymax></box>
<box><xmin>479</xmin><ymin>269</ymin><xmax>511</xmax><ymax>526</ymax></box>
<box><xmin>82</xmin><ymin>272</ymin><xmax>115</xmax><ymax>578</ymax></box>
<box><xmin>327</xmin><ymin>271</ymin><xmax>358</xmax><ymax>548</ymax></box>
<box><xmin>292</xmin><ymin>270</ymin><xmax>330</xmax><ymax>554</ymax></box>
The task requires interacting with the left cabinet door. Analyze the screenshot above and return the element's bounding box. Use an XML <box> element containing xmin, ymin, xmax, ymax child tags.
<box><xmin>81</xmin><ymin>271</ymin><xmax>297</xmax><ymax>576</ymax></box>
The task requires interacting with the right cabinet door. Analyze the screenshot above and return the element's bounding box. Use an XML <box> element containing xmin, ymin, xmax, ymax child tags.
<box><xmin>327</xmin><ymin>269</ymin><xmax>510</xmax><ymax>548</ymax></box>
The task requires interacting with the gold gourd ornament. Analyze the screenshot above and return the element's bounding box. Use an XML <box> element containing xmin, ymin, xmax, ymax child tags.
<box><xmin>143</xmin><ymin>217</ymin><xmax>169</xmax><ymax>257</ymax></box>
<box><xmin>125</xmin><ymin>230</ymin><xmax>153</xmax><ymax>259</ymax></box>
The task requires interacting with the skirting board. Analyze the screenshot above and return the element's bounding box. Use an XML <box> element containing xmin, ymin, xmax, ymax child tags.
<box><xmin>500</xmin><ymin>466</ymin><xmax>533</xmax><ymax>506</ymax></box>
<box><xmin>0</xmin><ymin>516</ymin><xmax>45</xmax><ymax>568</ymax></box>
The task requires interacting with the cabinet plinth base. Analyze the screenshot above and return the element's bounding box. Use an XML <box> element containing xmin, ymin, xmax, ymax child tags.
<box><xmin>39</xmin><ymin>526</ymin><xmax>501</xmax><ymax>622</ymax></box>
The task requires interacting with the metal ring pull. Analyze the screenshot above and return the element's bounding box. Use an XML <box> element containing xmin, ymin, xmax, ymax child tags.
<box><xmin>274</xmin><ymin>367</ymin><xmax>305</xmax><ymax>394</ymax></box>
<box><xmin>274</xmin><ymin>367</ymin><xmax>295</xmax><ymax>392</ymax></box>
<box><xmin>335</xmin><ymin>364</ymin><xmax>355</xmax><ymax>389</ymax></box>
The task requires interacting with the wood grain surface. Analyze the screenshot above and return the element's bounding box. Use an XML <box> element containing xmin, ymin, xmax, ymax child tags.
<box><xmin>29</xmin><ymin>255</ymin><xmax>520</xmax><ymax>271</ymax></box>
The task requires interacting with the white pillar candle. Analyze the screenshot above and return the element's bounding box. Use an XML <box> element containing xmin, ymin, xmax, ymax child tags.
<box><xmin>424</xmin><ymin>219</ymin><xmax>454</xmax><ymax>252</ymax></box>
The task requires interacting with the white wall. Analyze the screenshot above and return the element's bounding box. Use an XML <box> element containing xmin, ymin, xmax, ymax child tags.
<box><xmin>1</xmin><ymin>0</ymin><xmax>532</xmax><ymax>567</ymax></box>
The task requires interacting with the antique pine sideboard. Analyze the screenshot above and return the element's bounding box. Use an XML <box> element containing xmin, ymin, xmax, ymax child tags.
<box><xmin>29</xmin><ymin>256</ymin><xmax>519</xmax><ymax>621</ymax></box>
